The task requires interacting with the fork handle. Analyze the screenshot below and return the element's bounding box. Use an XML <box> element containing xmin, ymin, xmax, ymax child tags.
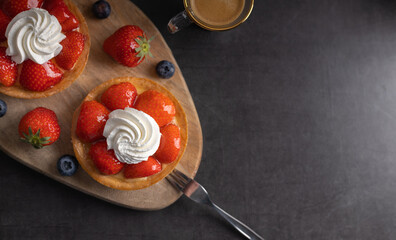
<box><xmin>211</xmin><ymin>203</ymin><xmax>264</xmax><ymax>240</ymax></box>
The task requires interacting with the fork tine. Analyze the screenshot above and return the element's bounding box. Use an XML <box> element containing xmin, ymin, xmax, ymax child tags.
<box><xmin>169</xmin><ymin>170</ymin><xmax>189</xmax><ymax>186</ymax></box>
<box><xmin>169</xmin><ymin>172</ymin><xmax>188</xmax><ymax>188</ymax></box>
<box><xmin>165</xmin><ymin>175</ymin><xmax>184</xmax><ymax>191</ymax></box>
<box><xmin>172</xmin><ymin>169</ymin><xmax>191</xmax><ymax>183</ymax></box>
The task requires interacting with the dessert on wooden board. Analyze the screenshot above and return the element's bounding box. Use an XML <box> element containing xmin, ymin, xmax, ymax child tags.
<box><xmin>0</xmin><ymin>0</ymin><xmax>90</xmax><ymax>99</ymax></box>
<box><xmin>71</xmin><ymin>77</ymin><xmax>188</xmax><ymax>190</ymax></box>
<box><xmin>0</xmin><ymin>0</ymin><xmax>202</xmax><ymax>210</ymax></box>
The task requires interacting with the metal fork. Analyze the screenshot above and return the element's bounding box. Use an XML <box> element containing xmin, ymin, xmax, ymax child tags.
<box><xmin>166</xmin><ymin>169</ymin><xmax>264</xmax><ymax>240</ymax></box>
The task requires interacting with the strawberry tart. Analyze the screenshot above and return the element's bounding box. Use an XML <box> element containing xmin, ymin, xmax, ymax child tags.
<box><xmin>71</xmin><ymin>77</ymin><xmax>188</xmax><ymax>190</ymax></box>
<box><xmin>0</xmin><ymin>0</ymin><xmax>90</xmax><ymax>99</ymax></box>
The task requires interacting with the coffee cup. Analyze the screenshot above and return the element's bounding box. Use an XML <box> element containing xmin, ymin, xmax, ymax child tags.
<box><xmin>168</xmin><ymin>0</ymin><xmax>254</xmax><ymax>33</ymax></box>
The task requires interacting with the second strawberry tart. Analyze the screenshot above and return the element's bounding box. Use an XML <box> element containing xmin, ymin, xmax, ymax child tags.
<box><xmin>0</xmin><ymin>0</ymin><xmax>90</xmax><ymax>99</ymax></box>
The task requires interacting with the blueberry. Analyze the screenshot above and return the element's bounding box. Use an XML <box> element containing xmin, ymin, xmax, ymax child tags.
<box><xmin>0</xmin><ymin>99</ymin><xmax>7</xmax><ymax>117</ymax></box>
<box><xmin>156</xmin><ymin>60</ymin><xmax>175</xmax><ymax>79</ymax></box>
<box><xmin>57</xmin><ymin>155</ymin><xmax>79</xmax><ymax>176</ymax></box>
<box><xmin>92</xmin><ymin>0</ymin><xmax>111</xmax><ymax>19</ymax></box>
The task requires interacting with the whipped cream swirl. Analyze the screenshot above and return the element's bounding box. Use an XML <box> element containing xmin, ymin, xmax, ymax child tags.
<box><xmin>103</xmin><ymin>108</ymin><xmax>161</xmax><ymax>164</ymax></box>
<box><xmin>6</xmin><ymin>8</ymin><xmax>66</xmax><ymax>64</ymax></box>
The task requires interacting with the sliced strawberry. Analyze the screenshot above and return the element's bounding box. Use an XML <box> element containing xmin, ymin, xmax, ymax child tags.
<box><xmin>155</xmin><ymin>124</ymin><xmax>181</xmax><ymax>164</ymax></box>
<box><xmin>19</xmin><ymin>60</ymin><xmax>63</xmax><ymax>91</ymax></box>
<box><xmin>0</xmin><ymin>9</ymin><xmax>10</xmax><ymax>41</ymax></box>
<box><xmin>55</xmin><ymin>31</ymin><xmax>85</xmax><ymax>70</ymax></box>
<box><xmin>134</xmin><ymin>90</ymin><xmax>175</xmax><ymax>127</ymax></box>
<box><xmin>103</xmin><ymin>25</ymin><xmax>153</xmax><ymax>68</ymax></box>
<box><xmin>18</xmin><ymin>107</ymin><xmax>60</xmax><ymax>149</ymax></box>
<box><xmin>89</xmin><ymin>141</ymin><xmax>125</xmax><ymax>175</ymax></box>
<box><xmin>76</xmin><ymin>101</ymin><xmax>110</xmax><ymax>143</ymax></box>
<box><xmin>101</xmin><ymin>82</ymin><xmax>138</xmax><ymax>111</ymax></box>
<box><xmin>43</xmin><ymin>0</ymin><xmax>79</xmax><ymax>32</ymax></box>
<box><xmin>123</xmin><ymin>156</ymin><xmax>161</xmax><ymax>179</ymax></box>
<box><xmin>2</xmin><ymin>0</ymin><xmax>44</xmax><ymax>18</ymax></box>
<box><xmin>0</xmin><ymin>47</ymin><xmax>17</xmax><ymax>87</ymax></box>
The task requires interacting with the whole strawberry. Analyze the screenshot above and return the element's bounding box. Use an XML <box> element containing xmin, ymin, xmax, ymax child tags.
<box><xmin>0</xmin><ymin>47</ymin><xmax>17</xmax><ymax>87</ymax></box>
<box><xmin>123</xmin><ymin>156</ymin><xmax>161</xmax><ymax>178</ymax></box>
<box><xmin>134</xmin><ymin>90</ymin><xmax>175</xmax><ymax>127</ymax></box>
<box><xmin>155</xmin><ymin>124</ymin><xmax>181</xmax><ymax>164</ymax></box>
<box><xmin>19</xmin><ymin>107</ymin><xmax>60</xmax><ymax>149</ymax></box>
<box><xmin>19</xmin><ymin>60</ymin><xmax>63</xmax><ymax>92</ymax></box>
<box><xmin>101</xmin><ymin>82</ymin><xmax>137</xmax><ymax>111</ymax></box>
<box><xmin>103</xmin><ymin>25</ymin><xmax>153</xmax><ymax>67</ymax></box>
<box><xmin>76</xmin><ymin>101</ymin><xmax>109</xmax><ymax>142</ymax></box>
<box><xmin>89</xmin><ymin>140</ymin><xmax>125</xmax><ymax>175</ymax></box>
<box><xmin>55</xmin><ymin>31</ymin><xmax>85</xmax><ymax>70</ymax></box>
<box><xmin>43</xmin><ymin>0</ymin><xmax>79</xmax><ymax>32</ymax></box>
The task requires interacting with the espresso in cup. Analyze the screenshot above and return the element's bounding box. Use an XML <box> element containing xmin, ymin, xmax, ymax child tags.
<box><xmin>190</xmin><ymin>0</ymin><xmax>245</xmax><ymax>26</ymax></box>
<box><xmin>168</xmin><ymin>0</ymin><xmax>253</xmax><ymax>33</ymax></box>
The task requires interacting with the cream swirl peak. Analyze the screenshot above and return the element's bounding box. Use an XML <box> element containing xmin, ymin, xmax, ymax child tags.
<box><xmin>103</xmin><ymin>108</ymin><xmax>161</xmax><ymax>164</ymax></box>
<box><xmin>6</xmin><ymin>8</ymin><xmax>66</xmax><ymax>64</ymax></box>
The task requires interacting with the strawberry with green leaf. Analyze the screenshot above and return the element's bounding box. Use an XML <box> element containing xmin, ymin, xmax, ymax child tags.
<box><xmin>18</xmin><ymin>107</ymin><xmax>61</xmax><ymax>149</ymax></box>
<box><xmin>103</xmin><ymin>25</ymin><xmax>154</xmax><ymax>67</ymax></box>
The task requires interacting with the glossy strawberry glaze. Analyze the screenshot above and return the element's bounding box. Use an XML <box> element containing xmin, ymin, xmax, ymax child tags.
<box><xmin>101</xmin><ymin>82</ymin><xmax>138</xmax><ymax>111</ymax></box>
<box><xmin>45</xmin><ymin>0</ymin><xmax>79</xmax><ymax>32</ymax></box>
<box><xmin>19</xmin><ymin>60</ymin><xmax>63</xmax><ymax>91</ymax></box>
<box><xmin>134</xmin><ymin>90</ymin><xmax>176</xmax><ymax>127</ymax></box>
<box><xmin>0</xmin><ymin>47</ymin><xmax>17</xmax><ymax>87</ymax></box>
<box><xmin>42</xmin><ymin>62</ymin><xmax>63</xmax><ymax>78</ymax></box>
<box><xmin>123</xmin><ymin>156</ymin><xmax>162</xmax><ymax>178</ymax></box>
<box><xmin>76</xmin><ymin>101</ymin><xmax>110</xmax><ymax>143</ymax></box>
<box><xmin>55</xmin><ymin>31</ymin><xmax>85</xmax><ymax>70</ymax></box>
<box><xmin>89</xmin><ymin>141</ymin><xmax>125</xmax><ymax>175</ymax></box>
<box><xmin>155</xmin><ymin>124</ymin><xmax>181</xmax><ymax>164</ymax></box>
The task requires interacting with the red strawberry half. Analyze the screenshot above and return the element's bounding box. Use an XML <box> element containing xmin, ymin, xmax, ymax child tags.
<box><xmin>55</xmin><ymin>31</ymin><xmax>85</xmax><ymax>70</ymax></box>
<box><xmin>18</xmin><ymin>107</ymin><xmax>60</xmax><ymax>149</ymax></box>
<box><xmin>0</xmin><ymin>47</ymin><xmax>17</xmax><ymax>87</ymax></box>
<box><xmin>134</xmin><ymin>90</ymin><xmax>175</xmax><ymax>127</ymax></box>
<box><xmin>19</xmin><ymin>60</ymin><xmax>63</xmax><ymax>91</ymax></box>
<box><xmin>43</xmin><ymin>0</ymin><xmax>79</xmax><ymax>32</ymax></box>
<box><xmin>155</xmin><ymin>124</ymin><xmax>181</xmax><ymax>164</ymax></box>
<box><xmin>103</xmin><ymin>25</ymin><xmax>153</xmax><ymax>68</ymax></box>
<box><xmin>76</xmin><ymin>101</ymin><xmax>110</xmax><ymax>143</ymax></box>
<box><xmin>101</xmin><ymin>82</ymin><xmax>138</xmax><ymax>111</ymax></box>
<box><xmin>0</xmin><ymin>9</ymin><xmax>10</xmax><ymax>41</ymax></box>
<box><xmin>89</xmin><ymin>141</ymin><xmax>125</xmax><ymax>175</ymax></box>
<box><xmin>123</xmin><ymin>156</ymin><xmax>162</xmax><ymax>179</ymax></box>
<box><xmin>2</xmin><ymin>0</ymin><xmax>44</xmax><ymax>18</ymax></box>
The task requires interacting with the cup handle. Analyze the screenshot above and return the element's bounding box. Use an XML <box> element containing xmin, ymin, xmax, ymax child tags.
<box><xmin>168</xmin><ymin>10</ymin><xmax>193</xmax><ymax>34</ymax></box>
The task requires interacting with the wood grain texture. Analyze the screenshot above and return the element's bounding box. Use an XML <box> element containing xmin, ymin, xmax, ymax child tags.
<box><xmin>0</xmin><ymin>0</ymin><xmax>203</xmax><ymax>210</ymax></box>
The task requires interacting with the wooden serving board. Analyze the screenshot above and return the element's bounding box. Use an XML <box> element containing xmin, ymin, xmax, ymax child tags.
<box><xmin>0</xmin><ymin>0</ymin><xmax>203</xmax><ymax>210</ymax></box>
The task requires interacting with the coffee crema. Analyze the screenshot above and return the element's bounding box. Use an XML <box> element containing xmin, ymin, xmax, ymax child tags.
<box><xmin>190</xmin><ymin>0</ymin><xmax>245</xmax><ymax>26</ymax></box>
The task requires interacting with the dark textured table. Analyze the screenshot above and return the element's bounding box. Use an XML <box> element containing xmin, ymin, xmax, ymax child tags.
<box><xmin>2</xmin><ymin>0</ymin><xmax>396</xmax><ymax>239</ymax></box>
